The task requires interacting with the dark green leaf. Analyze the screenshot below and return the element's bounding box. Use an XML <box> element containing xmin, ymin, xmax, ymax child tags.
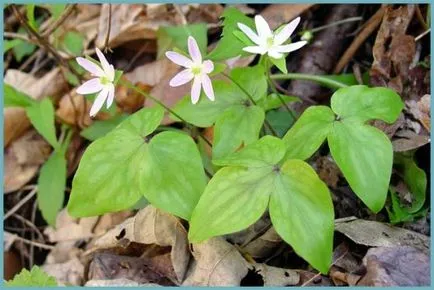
<box><xmin>4</xmin><ymin>39</ymin><xmax>22</xmax><ymax>53</ymax></box>
<box><xmin>257</xmin><ymin>93</ymin><xmax>299</xmax><ymax>111</ymax></box>
<box><xmin>265</xmin><ymin>110</ymin><xmax>296</xmax><ymax>138</ymax></box>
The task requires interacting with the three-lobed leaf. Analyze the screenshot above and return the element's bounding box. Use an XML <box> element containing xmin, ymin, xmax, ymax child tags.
<box><xmin>6</xmin><ymin>266</ymin><xmax>57</xmax><ymax>286</ymax></box>
<box><xmin>80</xmin><ymin>114</ymin><xmax>129</xmax><ymax>141</ymax></box>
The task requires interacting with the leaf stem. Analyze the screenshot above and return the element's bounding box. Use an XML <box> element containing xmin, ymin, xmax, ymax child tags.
<box><xmin>221</xmin><ymin>72</ymin><xmax>279</xmax><ymax>137</ymax></box>
<box><xmin>270</xmin><ymin>73</ymin><xmax>349</xmax><ymax>89</ymax></box>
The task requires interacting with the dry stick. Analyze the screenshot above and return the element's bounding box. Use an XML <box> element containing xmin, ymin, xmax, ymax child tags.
<box><xmin>103</xmin><ymin>4</ymin><xmax>113</xmax><ymax>53</ymax></box>
<box><xmin>41</xmin><ymin>4</ymin><xmax>77</xmax><ymax>37</ymax></box>
<box><xmin>221</xmin><ymin>72</ymin><xmax>279</xmax><ymax>137</ymax></box>
<box><xmin>333</xmin><ymin>6</ymin><xmax>386</xmax><ymax>74</ymax></box>
<box><xmin>11</xmin><ymin>214</ymin><xmax>45</xmax><ymax>242</ymax></box>
<box><xmin>4</xmin><ymin>31</ymin><xmax>36</xmax><ymax>43</ymax></box>
<box><xmin>6</xmin><ymin>231</ymin><xmax>55</xmax><ymax>250</ymax></box>
<box><xmin>415</xmin><ymin>28</ymin><xmax>431</xmax><ymax>42</ymax></box>
<box><xmin>10</xmin><ymin>4</ymin><xmax>81</xmax><ymax>79</ymax></box>
<box><xmin>173</xmin><ymin>4</ymin><xmax>187</xmax><ymax>25</ymax></box>
<box><xmin>4</xmin><ymin>187</ymin><xmax>38</xmax><ymax>220</ymax></box>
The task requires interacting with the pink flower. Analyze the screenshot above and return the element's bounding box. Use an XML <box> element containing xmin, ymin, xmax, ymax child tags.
<box><xmin>166</xmin><ymin>36</ymin><xmax>215</xmax><ymax>104</ymax></box>
<box><xmin>76</xmin><ymin>48</ymin><xmax>115</xmax><ymax>117</ymax></box>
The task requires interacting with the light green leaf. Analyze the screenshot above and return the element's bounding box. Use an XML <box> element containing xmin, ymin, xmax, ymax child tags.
<box><xmin>209</xmin><ymin>62</ymin><xmax>227</xmax><ymax>76</ymax></box>
<box><xmin>270</xmin><ymin>56</ymin><xmax>288</xmax><ymax>74</ymax></box>
<box><xmin>4</xmin><ymin>39</ymin><xmax>22</xmax><ymax>53</ymax></box>
<box><xmin>257</xmin><ymin>93</ymin><xmax>299</xmax><ymax>111</ymax></box>
<box><xmin>62</xmin><ymin>31</ymin><xmax>84</xmax><ymax>56</ymax></box>
<box><xmin>394</xmin><ymin>152</ymin><xmax>427</xmax><ymax>213</ymax></box>
<box><xmin>207</xmin><ymin>7</ymin><xmax>255</xmax><ymax>61</ymax></box>
<box><xmin>26</xmin><ymin>4</ymin><xmax>38</xmax><ymax>31</ymax></box>
<box><xmin>213</xmin><ymin>105</ymin><xmax>264</xmax><ymax>159</ymax></box>
<box><xmin>172</xmin><ymin>80</ymin><xmax>246</xmax><ymax>127</ymax></box>
<box><xmin>67</xmin><ymin>106</ymin><xmax>165</xmax><ymax>217</ymax></box>
<box><xmin>213</xmin><ymin>135</ymin><xmax>286</xmax><ymax>168</ymax></box>
<box><xmin>12</xmin><ymin>28</ymin><xmax>36</xmax><ymax>62</ymax></box>
<box><xmin>157</xmin><ymin>24</ymin><xmax>207</xmax><ymax>59</ymax></box>
<box><xmin>328</xmin><ymin>122</ymin><xmax>393</xmax><ymax>213</ymax></box>
<box><xmin>37</xmin><ymin>151</ymin><xmax>67</xmax><ymax>227</ymax></box>
<box><xmin>80</xmin><ymin>114</ymin><xmax>129</xmax><ymax>141</ymax></box>
<box><xmin>283</xmin><ymin>106</ymin><xmax>334</xmax><ymax>160</ymax></box>
<box><xmin>6</xmin><ymin>265</ymin><xmax>57</xmax><ymax>286</ymax></box>
<box><xmin>230</xmin><ymin>65</ymin><xmax>267</xmax><ymax>101</ymax></box>
<box><xmin>331</xmin><ymin>85</ymin><xmax>404</xmax><ymax>123</ymax></box>
<box><xmin>189</xmin><ymin>166</ymin><xmax>272</xmax><ymax>242</ymax></box>
<box><xmin>25</xmin><ymin>98</ymin><xmax>59</xmax><ymax>150</ymax></box>
<box><xmin>139</xmin><ymin>131</ymin><xmax>207</xmax><ymax>220</ymax></box>
<box><xmin>233</xmin><ymin>30</ymin><xmax>255</xmax><ymax>46</ymax></box>
<box><xmin>48</xmin><ymin>4</ymin><xmax>66</xmax><ymax>20</ymax></box>
<box><xmin>4</xmin><ymin>84</ymin><xmax>36</xmax><ymax>108</ymax></box>
<box><xmin>269</xmin><ymin>159</ymin><xmax>334</xmax><ymax>274</ymax></box>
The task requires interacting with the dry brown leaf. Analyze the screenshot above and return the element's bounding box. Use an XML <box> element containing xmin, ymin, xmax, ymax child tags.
<box><xmin>242</xmin><ymin>227</ymin><xmax>282</xmax><ymax>259</ymax></box>
<box><xmin>406</xmin><ymin>94</ymin><xmax>430</xmax><ymax>131</ymax></box>
<box><xmin>315</xmin><ymin>156</ymin><xmax>342</xmax><ymax>189</ymax></box>
<box><xmin>85</xmin><ymin>279</ymin><xmax>160</xmax><ymax>287</ymax></box>
<box><xmin>4</xmin><ymin>68</ymin><xmax>68</xmax><ymax>147</ymax></box>
<box><xmin>55</xmin><ymin>91</ymin><xmax>92</xmax><ymax>127</ymax></box>
<box><xmin>125</xmin><ymin>58</ymin><xmax>179</xmax><ymax>87</ymax></box>
<box><xmin>186</xmin><ymin>4</ymin><xmax>224</xmax><ymax>24</ymax></box>
<box><xmin>358</xmin><ymin>246</ymin><xmax>430</xmax><ymax>286</ymax></box>
<box><xmin>392</xmin><ymin>130</ymin><xmax>430</xmax><ymax>152</ymax></box>
<box><xmin>43</xmin><ymin>257</ymin><xmax>85</xmax><ymax>286</ymax></box>
<box><xmin>252</xmin><ymin>263</ymin><xmax>299</xmax><ymax>286</ymax></box>
<box><xmin>182</xmin><ymin>237</ymin><xmax>249</xmax><ymax>286</ymax></box>
<box><xmin>4</xmin><ymin>130</ymin><xmax>51</xmax><ymax>193</ymax></box>
<box><xmin>335</xmin><ymin>218</ymin><xmax>430</xmax><ymax>255</ymax></box>
<box><xmin>93</xmin><ymin>206</ymin><xmax>190</xmax><ymax>283</ymax></box>
<box><xmin>261</xmin><ymin>4</ymin><xmax>314</xmax><ymax>29</ymax></box>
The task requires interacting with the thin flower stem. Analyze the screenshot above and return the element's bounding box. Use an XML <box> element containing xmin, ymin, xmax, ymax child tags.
<box><xmin>119</xmin><ymin>79</ymin><xmax>214</xmax><ymax>176</ymax></box>
<box><xmin>265</xmin><ymin>58</ymin><xmax>297</xmax><ymax>120</ymax></box>
<box><xmin>270</xmin><ymin>73</ymin><xmax>349</xmax><ymax>89</ymax></box>
<box><xmin>305</xmin><ymin>16</ymin><xmax>363</xmax><ymax>35</ymax></box>
<box><xmin>221</xmin><ymin>72</ymin><xmax>279</xmax><ymax>137</ymax></box>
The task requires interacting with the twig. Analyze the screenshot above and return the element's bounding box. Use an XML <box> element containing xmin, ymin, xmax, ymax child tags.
<box><xmin>11</xmin><ymin>214</ymin><xmax>45</xmax><ymax>242</ymax></box>
<box><xmin>4</xmin><ymin>31</ymin><xmax>36</xmax><ymax>44</ymax></box>
<box><xmin>173</xmin><ymin>4</ymin><xmax>187</xmax><ymax>25</ymax></box>
<box><xmin>333</xmin><ymin>6</ymin><xmax>386</xmax><ymax>73</ymax></box>
<box><xmin>103</xmin><ymin>4</ymin><xmax>113</xmax><ymax>53</ymax></box>
<box><xmin>18</xmin><ymin>48</ymin><xmax>41</xmax><ymax>71</ymax></box>
<box><xmin>4</xmin><ymin>187</ymin><xmax>37</xmax><ymax>220</ymax></box>
<box><xmin>415</xmin><ymin>28</ymin><xmax>430</xmax><ymax>42</ymax></box>
<box><xmin>6</xmin><ymin>231</ymin><xmax>55</xmax><ymax>250</ymax></box>
<box><xmin>41</xmin><ymin>4</ymin><xmax>77</xmax><ymax>37</ymax></box>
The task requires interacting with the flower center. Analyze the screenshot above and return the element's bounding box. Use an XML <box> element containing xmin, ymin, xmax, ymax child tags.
<box><xmin>266</xmin><ymin>36</ymin><xmax>274</xmax><ymax>48</ymax></box>
<box><xmin>191</xmin><ymin>65</ymin><xmax>203</xmax><ymax>76</ymax></box>
<box><xmin>100</xmin><ymin>76</ymin><xmax>111</xmax><ymax>85</ymax></box>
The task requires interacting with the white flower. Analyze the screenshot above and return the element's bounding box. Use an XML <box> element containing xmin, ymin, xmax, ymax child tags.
<box><xmin>76</xmin><ymin>48</ymin><xmax>115</xmax><ymax>117</ymax></box>
<box><xmin>238</xmin><ymin>16</ymin><xmax>307</xmax><ymax>59</ymax></box>
<box><xmin>165</xmin><ymin>36</ymin><xmax>215</xmax><ymax>104</ymax></box>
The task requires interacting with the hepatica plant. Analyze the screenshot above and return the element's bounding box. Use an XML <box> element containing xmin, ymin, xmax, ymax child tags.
<box><xmin>67</xmin><ymin>8</ymin><xmax>404</xmax><ymax>274</ymax></box>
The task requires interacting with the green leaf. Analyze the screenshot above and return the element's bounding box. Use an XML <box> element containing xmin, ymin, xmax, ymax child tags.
<box><xmin>207</xmin><ymin>7</ymin><xmax>255</xmax><ymax>61</ymax></box>
<box><xmin>26</xmin><ymin>4</ymin><xmax>38</xmax><ymax>31</ymax></box>
<box><xmin>209</xmin><ymin>62</ymin><xmax>227</xmax><ymax>76</ymax></box>
<box><xmin>213</xmin><ymin>135</ymin><xmax>286</xmax><ymax>168</ymax></box>
<box><xmin>67</xmin><ymin>106</ymin><xmax>165</xmax><ymax>217</ymax></box>
<box><xmin>213</xmin><ymin>105</ymin><xmax>264</xmax><ymax>159</ymax></box>
<box><xmin>157</xmin><ymin>24</ymin><xmax>207</xmax><ymax>59</ymax></box>
<box><xmin>331</xmin><ymin>85</ymin><xmax>404</xmax><ymax>123</ymax></box>
<box><xmin>25</xmin><ymin>98</ymin><xmax>59</xmax><ymax>150</ymax></box>
<box><xmin>139</xmin><ymin>131</ymin><xmax>207</xmax><ymax>220</ymax></box>
<box><xmin>230</xmin><ymin>65</ymin><xmax>267</xmax><ymax>101</ymax></box>
<box><xmin>386</xmin><ymin>188</ymin><xmax>428</xmax><ymax>224</ymax></box>
<box><xmin>233</xmin><ymin>30</ymin><xmax>255</xmax><ymax>46</ymax></box>
<box><xmin>328</xmin><ymin>122</ymin><xmax>393</xmax><ymax>213</ymax></box>
<box><xmin>189</xmin><ymin>166</ymin><xmax>272</xmax><ymax>242</ymax></box>
<box><xmin>62</xmin><ymin>31</ymin><xmax>84</xmax><ymax>56</ymax></box>
<box><xmin>283</xmin><ymin>106</ymin><xmax>334</xmax><ymax>160</ymax></box>
<box><xmin>37</xmin><ymin>151</ymin><xmax>67</xmax><ymax>227</ymax></box>
<box><xmin>68</xmin><ymin>106</ymin><xmax>206</xmax><ymax>220</ymax></box>
<box><xmin>12</xmin><ymin>28</ymin><xmax>36</xmax><ymax>62</ymax></box>
<box><xmin>265</xmin><ymin>110</ymin><xmax>296</xmax><ymax>138</ymax></box>
<box><xmin>6</xmin><ymin>266</ymin><xmax>57</xmax><ymax>286</ymax></box>
<box><xmin>80</xmin><ymin>114</ymin><xmax>129</xmax><ymax>141</ymax></box>
<box><xmin>269</xmin><ymin>159</ymin><xmax>334</xmax><ymax>274</ymax></box>
<box><xmin>394</xmin><ymin>152</ymin><xmax>427</xmax><ymax>213</ymax></box>
<box><xmin>270</xmin><ymin>56</ymin><xmax>288</xmax><ymax>74</ymax></box>
<box><xmin>4</xmin><ymin>39</ymin><xmax>22</xmax><ymax>53</ymax></box>
<box><xmin>172</xmin><ymin>80</ymin><xmax>246</xmax><ymax>127</ymax></box>
<box><xmin>4</xmin><ymin>84</ymin><xmax>36</xmax><ymax>108</ymax></box>
<box><xmin>257</xmin><ymin>93</ymin><xmax>299</xmax><ymax>111</ymax></box>
<box><xmin>48</xmin><ymin>4</ymin><xmax>66</xmax><ymax>20</ymax></box>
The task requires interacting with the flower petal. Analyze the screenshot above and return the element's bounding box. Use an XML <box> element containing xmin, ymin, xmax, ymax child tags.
<box><xmin>255</xmin><ymin>15</ymin><xmax>272</xmax><ymax>39</ymax></box>
<box><xmin>106</xmin><ymin>83</ymin><xmax>115</xmax><ymax>108</ymax></box>
<box><xmin>268</xmin><ymin>49</ymin><xmax>283</xmax><ymax>59</ymax></box>
<box><xmin>237</xmin><ymin>23</ymin><xmax>261</xmax><ymax>45</ymax></box>
<box><xmin>76</xmin><ymin>57</ymin><xmax>104</xmax><ymax>77</ymax></box>
<box><xmin>243</xmin><ymin>46</ymin><xmax>267</xmax><ymax>55</ymax></box>
<box><xmin>274</xmin><ymin>17</ymin><xmax>301</xmax><ymax>45</ymax></box>
<box><xmin>188</xmin><ymin>36</ymin><xmax>202</xmax><ymax>64</ymax></box>
<box><xmin>203</xmin><ymin>60</ymin><xmax>214</xmax><ymax>74</ymax></box>
<box><xmin>169</xmin><ymin>69</ymin><xmax>194</xmax><ymax>87</ymax></box>
<box><xmin>90</xmin><ymin>87</ymin><xmax>109</xmax><ymax>117</ymax></box>
<box><xmin>76</xmin><ymin>78</ymin><xmax>103</xmax><ymax>94</ymax></box>
<box><xmin>165</xmin><ymin>51</ymin><xmax>193</xmax><ymax>68</ymax></box>
<box><xmin>95</xmin><ymin>48</ymin><xmax>114</xmax><ymax>80</ymax></box>
<box><xmin>190</xmin><ymin>76</ymin><xmax>202</xmax><ymax>104</ymax></box>
<box><xmin>201</xmin><ymin>74</ymin><xmax>214</xmax><ymax>101</ymax></box>
<box><xmin>274</xmin><ymin>41</ymin><xmax>307</xmax><ymax>53</ymax></box>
